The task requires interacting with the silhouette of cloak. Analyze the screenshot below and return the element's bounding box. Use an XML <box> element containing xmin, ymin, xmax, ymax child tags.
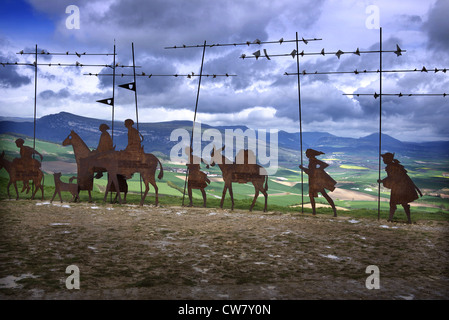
<box><xmin>13</xmin><ymin>138</ymin><xmax>42</xmax><ymax>172</ymax></box>
<box><xmin>124</xmin><ymin>119</ymin><xmax>143</xmax><ymax>153</ymax></box>
<box><xmin>302</xmin><ymin>149</ymin><xmax>336</xmax><ymax>198</ymax></box>
<box><xmin>381</xmin><ymin>159</ymin><xmax>420</xmax><ymax>205</ymax></box>
<box><xmin>307</xmin><ymin>157</ymin><xmax>337</xmax><ymax>197</ymax></box>
<box><xmin>96</xmin><ymin>124</ymin><xmax>114</xmax><ymax>153</ymax></box>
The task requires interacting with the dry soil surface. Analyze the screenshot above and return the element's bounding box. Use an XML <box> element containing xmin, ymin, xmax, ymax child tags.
<box><xmin>0</xmin><ymin>199</ymin><xmax>448</xmax><ymax>300</ymax></box>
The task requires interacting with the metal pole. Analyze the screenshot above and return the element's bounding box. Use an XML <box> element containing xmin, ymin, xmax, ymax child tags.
<box><xmin>110</xmin><ymin>40</ymin><xmax>116</xmax><ymax>204</ymax></box>
<box><xmin>378</xmin><ymin>27</ymin><xmax>383</xmax><ymax>221</ymax></box>
<box><xmin>132</xmin><ymin>43</ymin><xmax>139</xmax><ymax>130</ymax></box>
<box><xmin>33</xmin><ymin>44</ymin><xmax>37</xmax><ymax>152</ymax></box>
<box><xmin>296</xmin><ymin>32</ymin><xmax>304</xmax><ymax>214</ymax></box>
<box><xmin>132</xmin><ymin>42</ymin><xmax>143</xmax><ymax>198</ymax></box>
<box><xmin>182</xmin><ymin>40</ymin><xmax>207</xmax><ymax>206</ymax></box>
<box><xmin>112</xmin><ymin>40</ymin><xmax>116</xmax><ymax>142</ymax></box>
<box><xmin>32</xmin><ymin>44</ymin><xmax>38</xmax><ymax>195</ymax></box>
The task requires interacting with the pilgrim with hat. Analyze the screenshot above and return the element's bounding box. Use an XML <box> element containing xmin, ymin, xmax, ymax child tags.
<box><xmin>124</xmin><ymin>119</ymin><xmax>144</xmax><ymax>153</ymax></box>
<box><xmin>299</xmin><ymin>148</ymin><xmax>337</xmax><ymax>216</ymax></box>
<box><xmin>95</xmin><ymin>123</ymin><xmax>114</xmax><ymax>154</ymax></box>
<box><xmin>12</xmin><ymin>138</ymin><xmax>43</xmax><ymax>193</ymax></box>
<box><xmin>92</xmin><ymin>123</ymin><xmax>115</xmax><ymax>179</ymax></box>
<box><xmin>378</xmin><ymin>152</ymin><xmax>422</xmax><ymax>224</ymax></box>
<box><xmin>13</xmin><ymin>138</ymin><xmax>43</xmax><ymax>173</ymax></box>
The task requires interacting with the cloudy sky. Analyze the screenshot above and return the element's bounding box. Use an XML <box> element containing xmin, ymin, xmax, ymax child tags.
<box><xmin>0</xmin><ymin>0</ymin><xmax>448</xmax><ymax>142</ymax></box>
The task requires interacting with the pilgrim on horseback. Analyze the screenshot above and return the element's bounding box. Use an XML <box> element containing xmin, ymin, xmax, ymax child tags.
<box><xmin>0</xmin><ymin>147</ymin><xmax>44</xmax><ymax>201</ymax></box>
<box><xmin>95</xmin><ymin>123</ymin><xmax>114</xmax><ymax>154</ymax></box>
<box><xmin>124</xmin><ymin>119</ymin><xmax>144</xmax><ymax>153</ymax></box>
<box><xmin>11</xmin><ymin>138</ymin><xmax>44</xmax><ymax>193</ymax></box>
<box><xmin>63</xmin><ymin>128</ymin><xmax>164</xmax><ymax>206</ymax></box>
<box><xmin>299</xmin><ymin>148</ymin><xmax>337</xmax><ymax>217</ymax></box>
<box><xmin>92</xmin><ymin>123</ymin><xmax>115</xmax><ymax>179</ymax></box>
<box><xmin>13</xmin><ymin>138</ymin><xmax>43</xmax><ymax>173</ymax></box>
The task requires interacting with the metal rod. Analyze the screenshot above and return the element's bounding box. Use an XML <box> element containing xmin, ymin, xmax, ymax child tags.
<box><xmin>111</xmin><ymin>41</ymin><xmax>116</xmax><ymax>143</ymax></box>
<box><xmin>83</xmin><ymin>73</ymin><xmax>235</xmax><ymax>77</ymax></box>
<box><xmin>32</xmin><ymin>44</ymin><xmax>38</xmax><ymax>195</ymax></box>
<box><xmin>378</xmin><ymin>27</ymin><xmax>383</xmax><ymax>221</ymax></box>
<box><xmin>192</xmin><ymin>41</ymin><xmax>207</xmax><ymax>148</ymax></box>
<box><xmin>17</xmin><ymin>52</ymin><xmax>116</xmax><ymax>56</ymax></box>
<box><xmin>131</xmin><ymin>42</ymin><xmax>143</xmax><ymax>199</ymax></box>
<box><xmin>296</xmin><ymin>32</ymin><xmax>304</xmax><ymax>214</ymax></box>
<box><xmin>0</xmin><ymin>63</ymin><xmax>128</xmax><ymax>67</ymax></box>
<box><xmin>343</xmin><ymin>93</ymin><xmax>448</xmax><ymax>97</ymax></box>
<box><xmin>33</xmin><ymin>45</ymin><xmax>37</xmax><ymax>153</ymax></box>
<box><xmin>182</xmin><ymin>40</ymin><xmax>207</xmax><ymax>207</ymax></box>
<box><xmin>0</xmin><ymin>62</ymin><xmax>34</xmax><ymax>66</ymax></box>
<box><xmin>285</xmin><ymin>67</ymin><xmax>448</xmax><ymax>76</ymax></box>
<box><xmin>165</xmin><ymin>37</ymin><xmax>322</xmax><ymax>49</ymax></box>
<box><xmin>242</xmin><ymin>49</ymin><xmax>405</xmax><ymax>59</ymax></box>
<box><xmin>132</xmin><ymin>43</ymin><xmax>139</xmax><ymax>132</ymax></box>
<box><xmin>110</xmin><ymin>41</ymin><xmax>117</xmax><ymax>204</ymax></box>
<box><xmin>1</xmin><ymin>61</ymin><xmax>137</xmax><ymax>68</ymax></box>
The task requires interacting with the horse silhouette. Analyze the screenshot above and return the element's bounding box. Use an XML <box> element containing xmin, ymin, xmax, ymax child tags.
<box><xmin>0</xmin><ymin>151</ymin><xmax>44</xmax><ymax>200</ymax></box>
<box><xmin>210</xmin><ymin>145</ymin><xmax>268</xmax><ymax>212</ymax></box>
<box><xmin>62</xmin><ymin>131</ymin><xmax>97</xmax><ymax>202</ymax></box>
<box><xmin>63</xmin><ymin>131</ymin><xmax>163</xmax><ymax>206</ymax></box>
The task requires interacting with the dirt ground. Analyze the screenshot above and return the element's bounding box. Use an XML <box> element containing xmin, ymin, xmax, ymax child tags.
<box><xmin>0</xmin><ymin>199</ymin><xmax>448</xmax><ymax>300</ymax></box>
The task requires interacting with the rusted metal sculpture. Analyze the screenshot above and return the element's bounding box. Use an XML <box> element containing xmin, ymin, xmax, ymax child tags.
<box><xmin>63</xmin><ymin>120</ymin><xmax>163</xmax><ymax>206</ymax></box>
<box><xmin>63</xmin><ymin>131</ymin><xmax>96</xmax><ymax>202</ymax></box>
<box><xmin>124</xmin><ymin>119</ymin><xmax>144</xmax><ymax>153</ymax></box>
<box><xmin>90</xmin><ymin>124</ymin><xmax>128</xmax><ymax>202</ymax></box>
<box><xmin>378</xmin><ymin>152</ymin><xmax>422</xmax><ymax>223</ymax></box>
<box><xmin>185</xmin><ymin>147</ymin><xmax>210</xmax><ymax>207</ymax></box>
<box><xmin>109</xmin><ymin>174</ymin><xmax>128</xmax><ymax>203</ymax></box>
<box><xmin>0</xmin><ymin>140</ymin><xmax>44</xmax><ymax>200</ymax></box>
<box><xmin>210</xmin><ymin>145</ymin><xmax>268</xmax><ymax>212</ymax></box>
<box><xmin>51</xmin><ymin>172</ymin><xmax>80</xmax><ymax>203</ymax></box>
<box><xmin>299</xmin><ymin>149</ymin><xmax>337</xmax><ymax>216</ymax></box>
<box><xmin>96</xmin><ymin>124</ymin><xmax>114</xmax><ymax>153</ymax></box>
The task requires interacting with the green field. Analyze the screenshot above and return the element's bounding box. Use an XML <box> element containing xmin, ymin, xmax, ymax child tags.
<box><xmin>1</xmin><ymin>133</ymin><xmax>448</xmax><ymax>222</ymax></box>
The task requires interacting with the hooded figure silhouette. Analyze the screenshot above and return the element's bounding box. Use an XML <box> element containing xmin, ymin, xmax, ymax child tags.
<box><xmin>378</xmin><ymin>152</ymin><xmax>422</xmax><ymax>223</ymax></box>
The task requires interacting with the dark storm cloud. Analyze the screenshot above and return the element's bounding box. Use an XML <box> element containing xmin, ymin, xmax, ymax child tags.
<box><xmin>96</xmin><ymin>54</ymin><xmax>187</xmax><ymax>98</ymax></box>
<box><xmin>86</xmin><ymin>0</ymin><xmax>324</xmax><ymax>61</ymax></box>
<box><xmin>202</xmin><ymin>49</ymin><xmax>278</xmax><ymax>91</ymax></box>
<box><xmin>0</xmin><ymin>54</ymin><xmax>31</xmax><ymax>88</ymax></box>
<box><xmin>39</xmin><ymin>88</ymin><xmax>70</xmax><ymax>99</ymax></box>
<box><xmin>423</xmin><ymin>0</ymin><xmax>449</xmax><ymax>51</ymax></box>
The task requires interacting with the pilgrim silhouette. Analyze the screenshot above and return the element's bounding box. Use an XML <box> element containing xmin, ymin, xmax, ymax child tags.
<box><xmin>378</xmin><ymin>152</ymin><xmax>422</xmax><ymax>224</ymax></box>
<box><xmin>13</xmin><ymin>138</ymin><xmax>43</xmax><ymax>170</ymax></box>
<box><xmin>124</xmin><ymin>119</ymin><xmax>143</xmax><ymax>153</ymax></box>
<box><xmin>0</xmin><ymin>139</ymin><xmax>44</xmax><ymax>200</ymax></box>
<box><xmin>95</xmin><ymin>123</ymin><xmax>114</xmax><ymax>153</ymax></box>
<box><xmin>299</xmin><ymin>148</ymin><xmax>337</xmax><ymax>216</ymax></box>
<box><xmin>93</xmin><ymin>123</ymin><xmax>114</xmax><ymax>179</ymax></box>
<box><xmin>13</xmin><ymin>138</ymin><xmax>44</xmax><ymax>193</ymax></box>
<box><xmin>185</xmin><ymin>147</ymin><xmax>210</xmax><ymax>207</ymax></box>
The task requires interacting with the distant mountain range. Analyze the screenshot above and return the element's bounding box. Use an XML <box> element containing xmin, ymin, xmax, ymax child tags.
<box><xmin>1</xmin><ymin>112</ymin><xmax>448</xmax><ymax>162</ymax></box>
